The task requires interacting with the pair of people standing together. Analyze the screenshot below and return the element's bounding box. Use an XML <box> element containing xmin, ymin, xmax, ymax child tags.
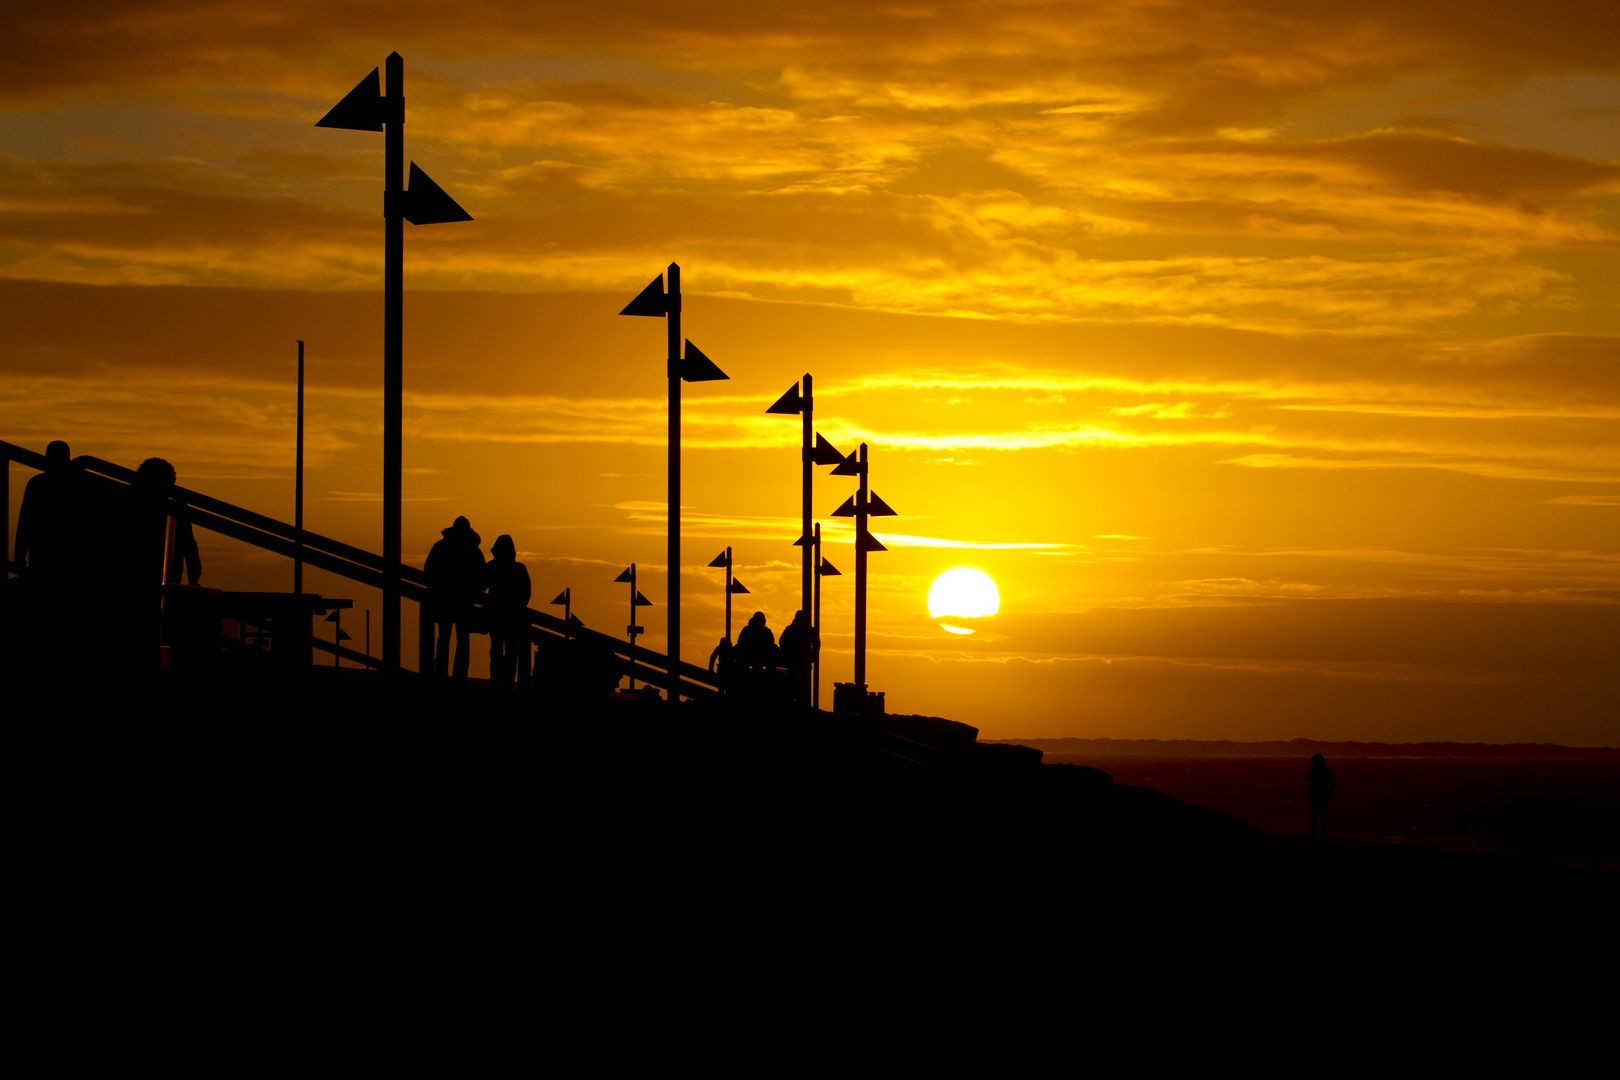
<box><xmin>424</xmin><ymin>516</ymin><xmax>530</xmax><ymax>687</ymax></box>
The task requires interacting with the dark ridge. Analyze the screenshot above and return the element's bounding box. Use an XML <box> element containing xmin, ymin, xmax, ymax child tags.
<box><xmin>996</xmin><ymin>737</ymin><xmax>1620</xmax><ymax>759</ymax></box>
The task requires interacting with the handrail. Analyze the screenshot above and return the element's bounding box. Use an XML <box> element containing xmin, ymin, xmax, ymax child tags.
<box><xmin>4</xmin><ymin>440</ymin><xmax>720</xmax><ymax>698</ymax></box>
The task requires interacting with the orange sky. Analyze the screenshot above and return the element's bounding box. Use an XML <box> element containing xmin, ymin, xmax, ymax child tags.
<box><xmin>2</xmin><ymin>2</ymin><xmax>1616</xmax><ymax>743</ymax></box>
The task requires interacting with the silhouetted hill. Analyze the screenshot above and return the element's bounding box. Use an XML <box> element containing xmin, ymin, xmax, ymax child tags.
<box><xmin>14</xmin><ymin>669</ymin><xmax>1616</xmax><ymax>1005</ymax></box>
<box><xmin>998</xmin><ymin>736</ymin><xmax>1619</xmax><ymax>758</ymax></box>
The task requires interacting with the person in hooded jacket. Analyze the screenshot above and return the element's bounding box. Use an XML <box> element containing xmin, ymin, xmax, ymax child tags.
<box><xmin>485</xmin><ymin>533</ymin><xmax>532</xmax><ymax>689</ymax></box>
<box><xmin>425</xmin><ymin>516</ymin><xmax>486</xmax><ymax>685</ymax></box>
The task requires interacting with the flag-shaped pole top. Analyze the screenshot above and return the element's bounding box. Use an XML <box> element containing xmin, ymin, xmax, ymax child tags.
<box><xmin>615</xmin><ymin>567</ymin><xmax>634</xmax><ymax>583</ymax></box>
<box><xmin>405</xmin><ymin>163</ymin><xmax>472</xmax><ymax>224</ymax></box>
<box><xmin>620</xmin><ymin>274</ymin><xmax>667</xmax><ymax>317</ymax></box>
<box><xmin>316</xmin><ymin>67</ymin><xmax>382</xmax><ymax>131</ymax></box>
<box><xmin>766</xmin><ymin>382</ymin><xmax>803</xmax><ymax>415</ymax></box>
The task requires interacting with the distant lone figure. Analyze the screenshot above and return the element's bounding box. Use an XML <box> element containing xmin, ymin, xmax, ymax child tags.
<box><xmin>485</xmin><ymin>534</ymin><xmax>532</xmax><ymax>690</ymax></box>
<box><xmin>1306</xmin><ymin>753</ymin><xmax>1336</xmax><ymax>842</ymax></box>
<box><xmin>425</xmin><ymin>516</ymin><xmax>486</xmax><ymax>686</ymax></box>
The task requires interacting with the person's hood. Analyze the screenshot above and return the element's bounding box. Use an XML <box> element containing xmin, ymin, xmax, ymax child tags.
<box><xmin>442</xmin><ymin>518</ymin><xmax>481</xmax><ymax>546</ymax></box>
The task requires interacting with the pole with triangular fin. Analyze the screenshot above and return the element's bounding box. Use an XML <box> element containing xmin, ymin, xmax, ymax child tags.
<box><xmin>317</xmin><ymin>53</ymin><xmax>472</xmax><ymax>679</ymax></box>
<box><xmin>814</xmin><ymin>523</ymin><xmax>841</xmax><ymax>711</ymax></box>
<box><xmin>829</xmin><ymin>443</ymin><xmax>897</xmax><ymax>693</ymax></box>
<box><xmin>615</xmin><ymin>565</ymin><xmax>654</xmax><ymax>692</ymax></box>
<box><xmin>768</xmin><ymin>376</ymin><xmax>847</xmax><ymax>704</ymax></box>
<box><xmin>707</xmin><ymin>547</ymin><xmax>751</xmax><ymax>644</ymax></box>
<box><xmin>621</xmin><ymin>266</ymin><xmax>728</xmax><ymax>704</ymax></box>
<box><xmin>549</xmin><ymin>587</ymin><xmax>572</xmax><ymax>642</ymax></box>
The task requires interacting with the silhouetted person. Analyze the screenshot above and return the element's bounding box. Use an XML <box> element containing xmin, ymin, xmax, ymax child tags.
<box><xmin>485</xmin><ymin>534</ymin><xmax>531</xmax><ymax>690</ymax></box>
<box><xmin>708</xmin><ymin>636</ymin><xmax>735</xmax><ymax>692</ymax></box>
<box><xmin>1307</xmin><ymin>753</ymin><xmax>1336</xmax><ymax>842</ymax></box>
<box><xmin>425</xmin><ymin>516</ymin><xmax>485</xmax><ymax>686</ymax></box>
<box><xmin>122</xmin><ymin>458</ymin><xmax>200</xmax><ymax>587</ymax></box>
<box><xmin>110</xmin><ymin>458</ymin><xmax>200</xmax><ymax>674</ymax></box>
<box><xmin>779</xmin><ymin>609</ymin><xmax>816</xmax><ymax>705</ymax></box>
<box><xmin>736</xmin><ymin>611</ymin><xmax>777</xmax><ymax>694</ymax></box>
<box><xmin>10</xmin><ymin>441</ymin><xmax>88</xmax><ymax>679</ymax></box>
<box><xmin>13</xmin><ymin>440</ymin><xmax>82</xmax><ymax>584</ymax></box>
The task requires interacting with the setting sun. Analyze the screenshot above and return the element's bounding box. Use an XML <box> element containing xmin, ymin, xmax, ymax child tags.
<box><xmin>928</xmin><ymin>569</ymin><xmax>1001</xmax><ymax>634</ymax></box>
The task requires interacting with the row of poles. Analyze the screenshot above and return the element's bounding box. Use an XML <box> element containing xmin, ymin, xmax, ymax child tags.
<box><xmin>317</xmin><ymin>54</ymin><xmax>896</xmax><ymax>705</ymax></box>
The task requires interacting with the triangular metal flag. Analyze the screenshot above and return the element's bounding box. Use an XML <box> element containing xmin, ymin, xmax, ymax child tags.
<box><xmin>810</xmin><ymin>434</ymin><xmax>846</xmax><ymax>466</ymax></box>
<box><xmin>708</xmin><ymin>551</ymin><xmax>730</xmax><ymax>568</ymax></box>
<box><xmin>336</xmin><ymin>628</ymin><xmax>352</xmax><ymax>641</ymax></box>
<box><xmin>857</xmin><ymin>532</ymin><xmax>888</xmax><ymax>553</ymax></box>
<box><xmin>324</xmin><ymin>610</ymin><xmax>341</xmax><ymax>623</ymax></box>
<box><xmin>620</xmin><ymin>274</ymin><xmax>667</xmax><ymax>317</ymax></box>
<box><xmin>729</xmin><ymin>579</ymin><xmax>751</xmax><ymax>594</ymax></box>
<box><xmin>615</xmin><ymin>568</ymin><xmax>633</xmax><ymax>583</ymax></box>
<box><xmin>550</xmin><ymin>591</ymin><xmax>569</xmax><ymax>605</ymax></box>
<box><xmin>404</xmin><ymin>163</ymin><xmax>472</xmax><ymax>224</ymax></box>
<box><xmin>568</xmin><ymin>613</ymin><xmax>584</xmax><ymax>627</ymax></box>
<box><xmin>681</xmin><ymin>340</ymin><xmax>729</xmax><ymax>382</ymax></box>
<box><xmin>819</xmin><ymin>558</ymin><xmax>842</xmax><ymax>577</ymax></box>
<box><xmin>316</xmin><ymin>68</ymin><xmax>383</xmax><ymax>131</ymax></box>
<box><xmin>792</xmin><ymin>534</ymin><xmax>811</xmax><ymax>547</ymax></box>
<box><xmin>765</xmin><ymin>383</ymin><xmax>802</xmax><ymax>415</ymax></box>
<box><xmin>830</xmin><ymin>495</ymin><xmax>857</xmax><ymax>518</ymax></box>
<box><xmin>868</xmin><ymin>492</ymin><xmax>898</xmax><ymax>517</ymax></box>
<box><xmin>634</xmin><ymin>591</ymin><xmax>654</xmax><ymax>606</ymax></box>
<box><xmin>830</xmin><ymin>454</ymin><xmax>863</xmax><ymax>476</ymax></box>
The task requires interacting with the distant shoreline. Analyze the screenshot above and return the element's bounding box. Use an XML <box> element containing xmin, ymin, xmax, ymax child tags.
<box><xmin>994</xmin><ymin>737</ymin><xmax>1620</xmax><ymax>759</ymax></box>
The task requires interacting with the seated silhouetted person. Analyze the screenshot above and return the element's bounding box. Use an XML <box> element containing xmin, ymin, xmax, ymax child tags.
<box><xmin>778</xmin><ymin>609</ymin><xmax>817</xmax><ymax>705</ymax></box>
<box><xmin>425</xmin><ymin>516</ymin><xmax>485</xmax><ymax>686</ymax></box>
<box><xmin>1306</xmin><ymin>753</ymin><xmax>1336</xmax><ymax>842</ymax></box>
<box><xmin>485</xmin><ymin>534</ymin><xmax>531</xmax><ymax>690</ymax></box>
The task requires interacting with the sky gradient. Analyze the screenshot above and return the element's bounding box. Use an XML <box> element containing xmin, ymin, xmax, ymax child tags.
<box><xmin>2</xmin><ymin>2</ymin><xmax>1616</xmax><ymax>743</ymax></box>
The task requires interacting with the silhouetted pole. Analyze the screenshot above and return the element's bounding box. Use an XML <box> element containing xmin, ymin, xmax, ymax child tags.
<box><xmin>767</xmin><ymin>376</ymin><xmax>848</xmax><ymax>701</ymax></box>
<box><xmin>855</xmin><ymin>444</ymin><xmax>869</xmax><ymax>686</ymax></box>
<box><xmin>830</xmin><ymin>443</ymin><xmax>894</xmax><ymax>691</ymax></box>
<box><xmin>295</xmin><ymin>339</ymin><xmax>305</xmax><ymax>595</ymax></box>
<box><xmin>382</xmin><ymin>53</ymin><xmax>404</xmax><ymax>676</ymax></box>
<box><xmin>667</xmin><ymin>265</ymin><xmax>680</xmax><ymax>700</ymax></box>
<box><xmin>621</xmin><ymin>266</ymin><xmax>729</xmax><ymax>703</ymax></box>
<box><xmin>318</xmin><ymin>53</ymin><xmax>471</xmax><ymax>677</ymax></box>
<box><xmin>708</xmin><ymin>547</ymin><xmax>750</xmax><ymax>643</ymax></box>
<box><xmin>550</xmin><ymin>587</ymin><xmax>572</xmax><ymax>640</ymax></box>
<box><xmin>616</xmin><ymin>565</ymin><xmax>652</xmax><ymax>692</ymax></box>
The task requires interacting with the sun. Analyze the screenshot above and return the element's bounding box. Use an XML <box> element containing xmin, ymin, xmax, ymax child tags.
<box><xmin>928</xmin><ymin>568</ymin><xmax>1000</xmax><ymax>634</ymax></box>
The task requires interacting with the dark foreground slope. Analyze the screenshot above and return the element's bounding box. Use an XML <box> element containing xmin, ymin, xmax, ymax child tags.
<box><xmin>16</xmin><ymin>668</ymin><xmax>1616</xmax><ymax>1027</ymax></box>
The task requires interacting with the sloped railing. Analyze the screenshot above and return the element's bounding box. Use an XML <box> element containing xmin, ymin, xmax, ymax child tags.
<box><xmin>4</xmin><ymin>441</ymin><xmax>720</xmax><ymax>699</ymax></box>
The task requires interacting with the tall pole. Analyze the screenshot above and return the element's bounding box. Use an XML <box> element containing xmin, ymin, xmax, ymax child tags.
<box><xmin>724</xmin><ymin>545</ymin><xmax>733</xmax><ymax>642</ymax></box>
<box><xmin>801</xmin><ymin>375</ymin><xmax>813</xmax><ymax>620</ymax></box>
<box><xmin>666</xmin><ymin>263</ymin><xmax>681</xmax><ymax>703</ymax></box>
<box><xmin>628</xmin><ymin>563</ymin><xmax>638</xmax><ymax>692</ymax></box>
<box><xmin>855</xmin><ymin>442</ymin><xmax>869</xmax><ymax>689</ymax></box>
<box><xmin>813</xmin><ymin>523</ymin><xmax>822</xmax><ymax>710</ymax></box>
<box><xmin>382</xmin><ymin>51</ymin><xmax>404</xmax><ymax>677</ymax></box>
<box><xmin>318</xmin><ymin>53</ymin><xmax>470</xmax><ymax>674</ymax></box>
<box><xmin>294</xmin><ymin>339</ymin><xmax>305</xmax><ymax>595</ymax></box>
